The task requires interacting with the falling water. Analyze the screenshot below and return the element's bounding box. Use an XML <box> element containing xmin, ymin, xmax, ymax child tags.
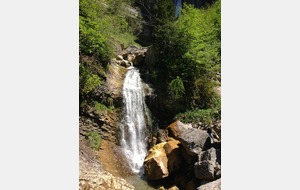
<box><xmin>120</xmin><ymin>67</ymin><xmax>149</xmax><ymax>174</ymax></box>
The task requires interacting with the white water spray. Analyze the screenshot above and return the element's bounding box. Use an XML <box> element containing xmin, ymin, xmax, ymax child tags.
<box><xmin>120</xmin><ymin>67</ymin><xmax>149</xmax><ymax>174</ymax></box>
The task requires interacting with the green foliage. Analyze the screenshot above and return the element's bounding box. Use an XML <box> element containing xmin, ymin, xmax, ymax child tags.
<box><xmin>79</xmin><ymin>0</ymin><xmax>141</xmax><ymax>61</ymax></box>
<box><xmin>153</xmin><ymin>0</ymin><xmax>221</xmax><ymax>114</ymax></box>
<box><xmin>135</xmin><ymin>0</ymin><xmax>175</xmax><ymax>23</ymax></box>
<box><xmin>79</xmin><ymin>64</ymin><xmax>101</xmax><ymax>94</ymax></box>
<box><xmin>79</xmin><ymin>16</ymin><xmax>112</xmax><ymax>61</ymax></box>
<box><xmin>94</xmin><ymin>100</ymin><xmax>114</xmax><ymax>114</ymax></box>
<box><xmin>94</xmin><ymin>101</ymin><xmax>107</xmax><ymax>113</ymax></box>
<box><xmin>86</xmin><ymin>131</ymin><xmax>101</xmax><ymax>150</ymax></box>
<box><xmin>177</xmin><ymin>108</ymin><xmax>219</xmax><ymax>125</ymax></box>
<box><xmin>168</xmin><ymin>76</ymin><xmax>185</xmax><ymax>100</ymax></box>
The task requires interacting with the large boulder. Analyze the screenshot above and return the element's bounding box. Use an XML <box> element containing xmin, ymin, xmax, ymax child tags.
<box><xmin>144</xmin><ymin>140</ymin><xmax>183</xmax><ymax>180</ymax></box>
<box><xmin>144</xmin><ymin>142</ymin><xmax>168</xmax><ymax>180</ymax></box>
<box><xmin>196</xmin><ymin>178</ymin><xmax>221</xmax><ymax>190</ymax></box>
<box><xmin>195</xmin><ymin>147</ymin><xmax>221</xmax><ymax>180</ymax></box>
<box><xmin>194</xmin><ymin>160</ymin><xmax>215</xmax><ymax>180</ymax></box>
<box><xmin>167</xmin><ymin>120</ymin><xmax>211</xmax><ymax>157</ymax></box>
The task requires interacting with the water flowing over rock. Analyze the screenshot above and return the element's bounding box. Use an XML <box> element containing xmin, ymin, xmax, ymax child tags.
<box><xmin>120</xmin><ymin>67</ymin><xmax>150</xmax><ymax>174</ymax></box>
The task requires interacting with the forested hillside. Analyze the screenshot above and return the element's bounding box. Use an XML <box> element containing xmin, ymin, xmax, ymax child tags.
<box><xmin>151</xmin><ymin>0</ymin><xmax>221</xmax><ymax>125</ymax></box>
<box><xmin>79</xmin><ymin>0</ymin><xmax>221</xmax><ymax>189</ymax></box>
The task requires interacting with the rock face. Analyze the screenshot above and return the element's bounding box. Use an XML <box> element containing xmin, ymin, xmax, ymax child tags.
<box><xmin>114</xmin><ymin>46</ymin><xmax>148</xmax><ymax>68</ymax></box>
<box><xmin>144</xmin><ymin>140</ymin><xmax>183</xmax><ymax>180</ymax></box>
<box><xmin>106</xmin><ymin>61</ymin><xmax>127</xmax><ymax>101</ymax></box>
<box><xmin>79</xmin><ymin>61</ymin><xmax>127</xmax><ymax>144</ymax></box>
<box><xmin>196</xmin><ymin>178</ymin><xmax>221</xmax><ymax>190</ymax></box>
<box><xmin>79</xmin><ymin>141</ymin><xmax>134</xmax><ymax>190</ymax></box>
<box><xmin>168</xmin><ymin>121</ymin><xmax>211</xmax><ymax>156</ymax></box>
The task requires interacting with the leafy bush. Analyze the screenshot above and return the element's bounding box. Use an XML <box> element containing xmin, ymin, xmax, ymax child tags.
<box><xmin>79</xmin><ymin>0</ymin><xmax>142</xmax><ymax>61</ymax></box>
<box><xmin>94</xmin><ymin>101</ymin><xmax>108</xmax><ymax>113</ymax></box>
<box><xmin>86</xmin><ymin>131</ymin><xmax>101</xmax><ymax>150</ymax></box>
<box><xmin>79</xmin><ymin>64</ymin><xmax>101</xmax><ymax>95</ymax></box>
<box><xmin>79</xmin><ymin>16</ymin><xmax>112</xmax><ymax>61</ymax></box>
<box><xmin>168</xmin><ymin>76</ymin><xmax>185</xmax><ymax>100</ymax></box>
<box><xmin>94</xmin><ymin>100</ymin><xmax>114</xmax><ymax>114</ymax></box>
<box><xmin>176</xmin><ymin>108</ymin><xmax>219</xmax><ymax>125</ymax></box>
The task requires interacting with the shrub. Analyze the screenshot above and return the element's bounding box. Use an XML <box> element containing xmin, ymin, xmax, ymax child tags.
<box><xmin>86</xmin><ymin>131</ymin><xmax>101</xmax><ymax>150</ymax></box>
<box><xmin>176</xmin><ymin>108</ymin><xmax>219</xmax><ymax>125</ymax></box>
<box><xmin>94</xmin><ymin>101</ymin><xmax>108</xmax><ymax>114</ymax></box>
<box><xmin>79</xmin><ymin>64</ymin><xmax>101</xmax><ymax>94</ymax></box>
<box><xmin>168</xmin><ymin>76</ymin><xmax>185</xmax><ymax>100</ymax></box>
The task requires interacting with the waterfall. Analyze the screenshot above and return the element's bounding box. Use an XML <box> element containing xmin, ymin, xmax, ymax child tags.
<box><xmin>120</xmin><ymin>67</ymin><xmax>149</xmax><ymax>174</ymax></box>
<box><xmin>174</xmin><ymin>0</ymin><xmax>182</xmax><ymax>17</ymax></box>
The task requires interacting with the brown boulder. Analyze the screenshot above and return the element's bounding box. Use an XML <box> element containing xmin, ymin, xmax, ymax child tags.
<box><xmin>144</xmin><ymin>140</ymin><xmax>182</xmax><ymax>180</ymax></box>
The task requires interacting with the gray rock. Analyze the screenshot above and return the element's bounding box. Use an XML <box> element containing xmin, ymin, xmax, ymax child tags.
<box><xmin>157</xmin><ymin>129</ymin><xmax>168</xmax><ymax>143</ymax></box>
<box><xmin>120</xmin><ymin>60</ymin><xmax>129</xmax><ymax>67</ymax></box>
<box><xmin>168</xmin><ymin>121</ymin><xmax>211</xmax><ymax>156</ymax></box>
<box><xmin>197</xmin><ymin>147</ymin><xmax>221</xmax><ymax>180</ymax></box>
<box><xmin>196</xmin><ymin>178</ymin><xmax>221</xmax><ymax>190</ymax></box>
<box><xmin>194</xmin><ymin>160</ymin><xmax>215</xmax><ymax>180</ymax></box>
<box><xmin>200</xmin><ymin>147</ymin><xmax>217</xmax><ymax>162</ymax></box>
<box><xmin>127</xmin><ymin>54</ymin><xmax>135</xmax><ymax>62</ymax></box>
<box><xmin>215</xmin><ymin>162</ymin><xmax>221</xmax><ymax>178</ymax></box>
